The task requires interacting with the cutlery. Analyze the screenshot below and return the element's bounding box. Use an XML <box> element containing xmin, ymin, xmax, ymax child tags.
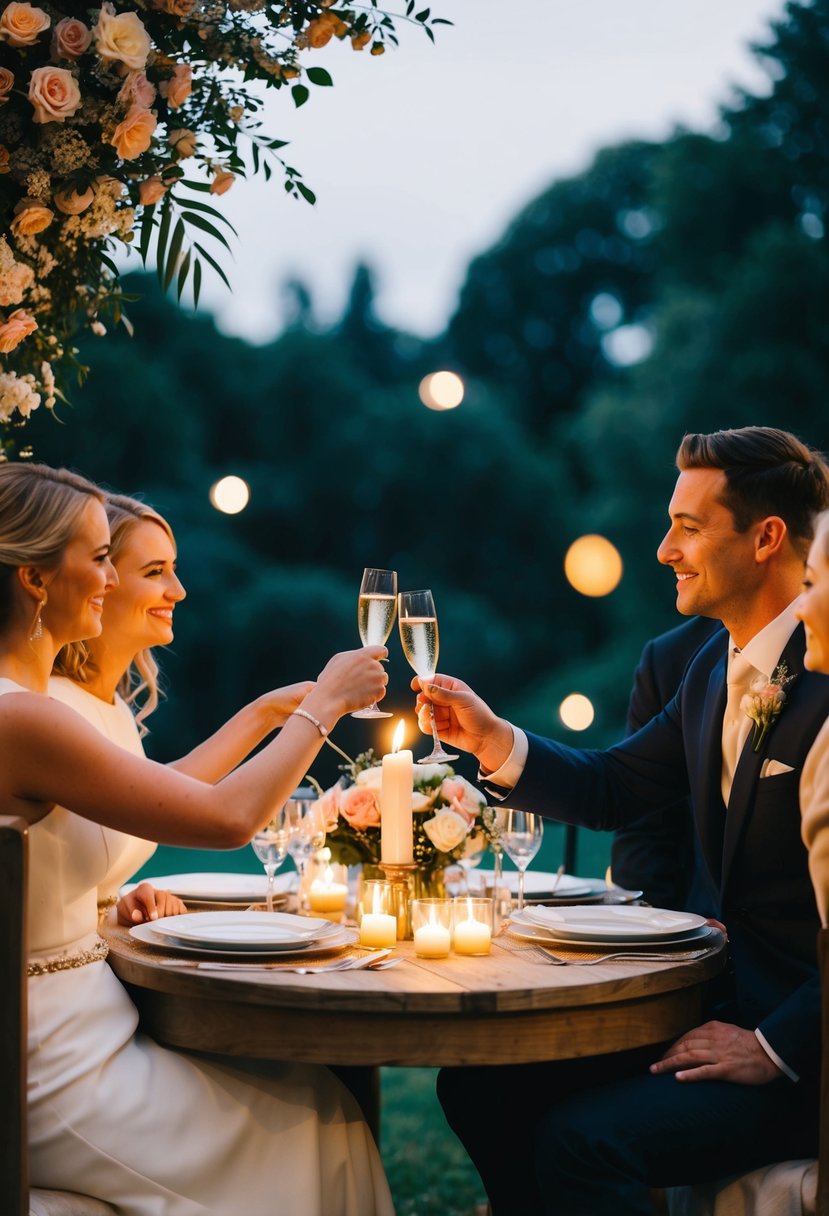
<box><xmin>531</xmin><ymin>945</ymin><xmax>715</xmax><ymax>966</ymax></box>
<box><xmin>367</xmin><ymin>955</ymin><xmax>404</xmax><ymax>970</ymax></box>
<box><xmin>192</xmin><ymin>949</ymin><xmax>393</xmax><ymax>974</ymax></box>
<box><xmin>548</xmin><ymin>864</ymin><xmax>566</xmax><ymax>897</ymax></box>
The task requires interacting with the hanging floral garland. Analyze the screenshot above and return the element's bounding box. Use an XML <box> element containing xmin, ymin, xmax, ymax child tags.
<box><xmin>0</xmin><ymin>0</ymin><xmax>447</xmax><ymax>447</ymax></box>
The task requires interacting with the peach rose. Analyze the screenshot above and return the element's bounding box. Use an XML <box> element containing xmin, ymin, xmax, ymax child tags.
<box><xmin>0</xmin><ymin>68</ymin><xmax>14</xmax><ymax>103</ymax></box>
<box><xmin>423</xmin><ymin>808</ymin><xmax>469</xmax><ymax>853</ymax></box>
<box><xmin>339</xmin><ymin>784</ymin><xmax>381</xmax><ymax>830</ymax></box>
<box><xmin>209</xmin><ymin>166</ymin><xmax>234</xmax><ymax>196</ymax></box>
<box><xmin>317</xmin><ymin>784</ymin><xmax>342</xmax><ymax>831</ymax></box>
<box><xmin>110</xmin><ymin>105</ymin><xmax>156</xmax><ymax>160</ymax></box>
<box><xmin>138</xmin><ymin>175</ymin><xmax>166</xmax><ymax>205</ymax></box>
<box><xmin>168</xmin><ymin>127</ymin><xmax>196</xmax><ymax>157</ymax></box>
<box><xmin>10</xmin><ymin>198</ymin><xmax>53</xmax><ymax>237</ymax></box>
<box><xmin>54</xmin><ymin>183</ymin><xmax>94</xmax><ymax>214</ymax></box>
<box><xmin>93</xmin><ymin>4</ymin><xmax>150</xmax><ymax>71</ymax></box>
<box><xmin>351</xmin><ymin>30</ymin><xmax>371</xmax><ymax>50</ymax></box>
<box><xmin>0</xmin><ymin>2</ymin><xmax>49</xmax><ymax>48</ymax></box>
<box><xmin>28</xmin><ymin>66</ymin><xmax>82</xmax><ymax>124</ymax></box>
<box><xmin>51</xmin><ymin>16</ymin><xmax>91</xmax><ymax>59</ymax></box>
<box><xmin>439</xmin><ymin>776</ymin><xmax>483</xmax><ymax>826</ymax></box>
<box><xmin>118</xmin><ymin>69</ymin><xmax>156</xmax><ymax>109</ymax></box>
<box><xmin>151</xmin><ymin>0</ymin><xmax>197</xmax><ymax>15</ymax></box>
<box><xmin>160</xmin><ymin>63</ymin><xmax>191</xmax><ymax>109</ymax></box>
<box><xmin>0</xmin><ymin>309</ymin><xmax>37</xmax><ymax>354</ymax></box>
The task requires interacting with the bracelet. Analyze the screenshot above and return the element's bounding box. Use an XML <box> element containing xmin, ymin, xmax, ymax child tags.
<box><xmin>292</xmin><ymin>707</ymin><xmax>329</xmax><ymax>737</ymax></box>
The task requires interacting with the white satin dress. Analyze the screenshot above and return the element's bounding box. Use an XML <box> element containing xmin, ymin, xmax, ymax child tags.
<box><xmin>16</xmin><ymin>677</ymin><xmax>394</xmax><ymax>1216</ymax></box>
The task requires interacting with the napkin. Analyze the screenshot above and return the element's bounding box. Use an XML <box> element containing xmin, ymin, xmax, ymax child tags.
<box><xmin>521</xmin><ymin>906</ymin><xmax>693</xmax><ymax>933</ymax></box>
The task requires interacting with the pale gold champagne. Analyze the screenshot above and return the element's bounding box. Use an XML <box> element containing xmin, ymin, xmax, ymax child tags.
<box><xmin>399</xmin><ymin>616</ymin><xmax>439</xmax><ymax>678</ymax></box>
<box><xmin>358</xmin><ymin>593</ymin><xmax>397</xmax><ymax>646</ymax></box>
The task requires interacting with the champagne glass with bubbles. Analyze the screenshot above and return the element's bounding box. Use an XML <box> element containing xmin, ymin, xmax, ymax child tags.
<box><xmin>500</xmin><ymin>810</ymin><xmax>544</xmax><ymax>914</ymax></box>
<box><xmin>251</xmin><ymin>808</ymin><xmax>290</xmax><ymax>913</ymax></box>
<box><xmin>352</xmin><ymin>567</ymin><xmax>397</xmax><ymax>718</ymax></box>
<box><xmin>398</xmin><ymin>589</ymin><xmax>458</xmax><ymax>763</ymax></box>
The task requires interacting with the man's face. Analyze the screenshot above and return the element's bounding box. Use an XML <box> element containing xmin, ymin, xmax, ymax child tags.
<box><xmin>656</xmin><ymin>468</ymin><xmax>762</xmax><ymax>623</ymax></box>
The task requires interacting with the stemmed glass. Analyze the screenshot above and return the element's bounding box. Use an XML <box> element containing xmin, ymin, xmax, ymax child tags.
<box><xmin>352</xmin><ymin>567</ymin><xmax>397</xmax><ymax>718</ymax></box>
<box><xmin>398</xmin><ymin>589</ymin><xmax>458</xmax><ymax>763</ymax></box>
<box><xmin>483</xmin><ymin>805</ymin><xmax>507</xmax><ymax>902</ymax></box>
<box><xmin>285</xmin><ymin>796</ymin><xmax>327</xmax><ymax>911</ymax></box>
<box><xmin>500</xmin><ymin>810</ymin><xmax>544</xmax><ymax>914</ymax></box>
<box><xmin>251</xmin><ymin>808</ymin><xmax>290</xmax><ymax>913</ymax></box>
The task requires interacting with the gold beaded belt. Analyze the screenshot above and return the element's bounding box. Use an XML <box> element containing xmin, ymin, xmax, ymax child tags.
<box><xmin>27</xmin><ymin>936</ymin><xmax>109</xmax><ymax>977</ymax></box>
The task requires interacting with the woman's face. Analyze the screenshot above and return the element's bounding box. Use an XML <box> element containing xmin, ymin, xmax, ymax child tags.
<box><xmin>44</xmin><ymin>498</ymin><xmax>117</xmax><ymax>644</ymax></box>
<box><xmin>796</xmin><ymin>530</ymin><xmax>829</xmax><ymax>673</ymax></box>
<box><xmin>101</xmin><ymin>518</ymin><xmax>186</xmax><ymax>652</ymax></box>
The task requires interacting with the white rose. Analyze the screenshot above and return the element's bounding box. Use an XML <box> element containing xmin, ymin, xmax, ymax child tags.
<box><xmin>355</xmin><ymin>766</ymin><xmax>383</xmax><ymax>790</ymax></box>
<box><xmin>423</xmin><ymin>808</ymin><xmax>469</xmax><ymax>853</ymax></box>
<box><xmin>413</xmin><ymin>762</ymin><xmax>452</xmax><ymax>785</ymax></box>
<box><xmin>93</xmin><ymin>4</ymin><xmax>150</xmax><ymax>71</ymax></box>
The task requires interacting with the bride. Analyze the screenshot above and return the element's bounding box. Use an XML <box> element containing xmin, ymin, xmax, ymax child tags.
<box><xmin>0</xmin><ymin>462</ymin><xmax>394</xmax><ymax>1215</ymax></box>
<box><xmin>51</xmin><ymin>490</ymin><xmax>318</xmax><ymax>923</ymax></box>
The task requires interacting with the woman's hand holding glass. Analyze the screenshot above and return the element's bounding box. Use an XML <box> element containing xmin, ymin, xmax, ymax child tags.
<box><xmin>306</xmin><ymin>645</ymin><xmax>389</xmax><ymax>725</ymax></box>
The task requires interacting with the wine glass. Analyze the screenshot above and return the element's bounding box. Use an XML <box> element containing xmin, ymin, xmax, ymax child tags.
<box><xmin>500</xmin><ymin>810</ymin><xmax>544</xmax><ymax>914</ymax></box>
<box><xmin>285</xmin><ymin>796</ymin><xmax>327</xmax><ymax>911</ymax></box>
<box><xmin>483</xmin><ymin>805</ymin><xmax>507</xmax><ymax>900</ymax></box>
<box><xmin>398</xmin><ymin>589</ymin><xmax>458</xmax><ymax>763</ymax></box>
<box><xmin>251</xmin><ymin>809</ymin><xmax>290</xmax><ymax>912</ymax></box>
<box><xmin>352</xmin><ymin>567</ymin><xmax>398</xmax><ymax>718</ymax></box>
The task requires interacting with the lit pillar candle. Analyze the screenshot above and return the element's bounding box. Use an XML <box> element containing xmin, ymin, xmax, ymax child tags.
<box><xmin>381</xmin><ymin>720</ymin><xmax>414</xmax><ymax>865</ymax></box>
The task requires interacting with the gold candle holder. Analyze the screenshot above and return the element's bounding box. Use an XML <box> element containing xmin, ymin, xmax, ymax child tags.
<box><xmin>379</xmin><ymin>862</ymin><xmax>417</xmax><ymax>939</ymax></box>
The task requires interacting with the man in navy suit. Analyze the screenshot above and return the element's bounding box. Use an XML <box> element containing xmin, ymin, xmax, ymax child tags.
<box><xmin>424</xmin><ymin>428</ymin><xmax>829</xmax><ymax>1215</ymax></box>
<box><xmin>612</xmin><ymin>615</ymin><xmax>722</xmax><ymax>909</ymax></box>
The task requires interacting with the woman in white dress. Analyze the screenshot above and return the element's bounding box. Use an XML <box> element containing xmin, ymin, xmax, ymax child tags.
<box><xmin>51</xmin><ymin>491</ymin><xmax>318</xmax><ymax>923</ymax></box>
<box><xmin>798</xmin><ymin>509</ymin><xmax>829</xmax><ymax>924</ymax></box>
<box><xmin>0</xmin><ymin>462</ymin><xmax>394</xmax><ymax>1216</ymax></box>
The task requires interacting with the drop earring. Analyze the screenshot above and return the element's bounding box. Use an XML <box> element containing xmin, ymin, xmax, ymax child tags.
<box><xmin>30</xmin><ymin>592</ymin><xmax>47</xmax><ymax>641</ymax></box>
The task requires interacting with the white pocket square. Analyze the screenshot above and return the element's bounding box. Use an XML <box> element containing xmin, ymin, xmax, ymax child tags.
<box><xmin>760</xmin><ymin>759</ymin><xmax>795</xmax><ymax>778</ymax></box>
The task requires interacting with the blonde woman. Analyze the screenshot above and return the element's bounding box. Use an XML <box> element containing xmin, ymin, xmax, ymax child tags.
<box><xmin>797</xmin><ymin>509</ymin><xmax>829</xmax><ymax>923</ymax></box>
<box><xmin>0</xmin><ymin>462</ymin><xmax>393</xmax><ymax>1215</ymax></box>
<box><xmin>52</xmin><ymin>492</ymin><xmax>315</xmax><ymax>922</ymax></box>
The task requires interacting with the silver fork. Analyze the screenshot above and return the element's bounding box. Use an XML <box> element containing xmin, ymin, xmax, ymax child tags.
<box><xmin>532</xmin><ymin>945</ymin><xmax>714</xmax><ymax>966</ymax></box>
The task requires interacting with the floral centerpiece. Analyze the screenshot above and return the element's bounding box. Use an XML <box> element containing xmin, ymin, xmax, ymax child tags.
<box><xmin>316</xmin><ymin>749</ymin><xmax>495</xmax><ymax>883</ymax></box>
<box><xmin>0</xmin><ymin>0</ymin><xmax>446</xmax><ymax>444</ymax></box>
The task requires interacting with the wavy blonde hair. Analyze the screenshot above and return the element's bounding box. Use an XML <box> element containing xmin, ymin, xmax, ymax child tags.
<box><xmin>53</xmin><ymin>493</ymin><xmax>176</xmax><ymax>731</ymax></box>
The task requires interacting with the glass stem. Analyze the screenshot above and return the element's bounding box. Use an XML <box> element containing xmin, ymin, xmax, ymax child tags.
<box><xmin>429</xmin><ymin>703</ymin><xmax>442</xmax><ymax>753</ymax></box>
<box><xmin>266</xmin><ymin>866</ymin><xmax>275</xmax><ymax>913</ymax></box>
<box><xmin>517</xmin><ymin>867</ymin><xmax>526</xmax><ymax>914</ymax></box>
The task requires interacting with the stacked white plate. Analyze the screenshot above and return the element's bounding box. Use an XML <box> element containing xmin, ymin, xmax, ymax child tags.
<box><xmin>508</xmin><ymin>904</ymin><xmax>713</xmax><ymax>949</ymax></box>
<box><xmin>130</xmin><ymin>910</ymin><xmax>357</xmax><ymax>959</ymax></box>
<box><xmin>121</xmin><ymin>872</ymin><xmax>296</xmax><ymax>904</ymax></box>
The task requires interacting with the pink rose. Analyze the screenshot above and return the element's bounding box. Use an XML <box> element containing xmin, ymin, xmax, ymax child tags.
<box><xmin>160</xmin><ymin>63</ymin><xmax>191</xmax><ymax>110</ymax></box>
<box><xmin>54</xmin><ymin>184</ymin><xmax>94</xmax><ymax>214</ymax></box>
<box><xmin>439</xmin><ymin>776</ymin><xmax>483</xmax><ymax>826</ymax></box>
<box><xmin>339</xmin><ymin>785</ymin><xmax>381</xmax><ymax>830</ymax></box>
<box><xmin>10</xmin><ymin>199</ymin><xmax>53</xmax><ymax>237</ymax></box>
<box><xmin>0</xmin><ymin>68</ymin><xmax>14</xmax><ymax>104</ymax></box>
<box><xmin>317</xmin><ymin>784</ymin><xmax>342</xmax><ymax>831</ymax></box>
<box><xmin>209</xmin><ymin>166</ymin><xmax>234</xmax><ymax>196</ymax></box>
<box><xmin>110</xmin><ymin>105</ymin><xmax>156</xmax><ymax>160</ymax></box>
<box><xmin>28</xmin><ymin>66</ymin><xmax>82</xmax><ymax>124</ymax></box>
<box><xmin>0</xmin><ymin>309</ymin><xmax>37</xmax><ymax>354</ymax></box>
<box><xmin>0</xmin><ymin>2</ymin><xmax>49</xmax><ymax>48</ymax></box>
<box><xmin>138</xmin><ymin>175</ymin><xmax>166</xmax><ymax>205</ymax></box>
<box><xmin>118</xmin><ymin>70</ymin><xmax>156</xmax><ymax>109</ymax></box>
<box><xmin>51</xmin><ymin>17</ymin><xmax>91</xmax><ymax>59</ymax></box>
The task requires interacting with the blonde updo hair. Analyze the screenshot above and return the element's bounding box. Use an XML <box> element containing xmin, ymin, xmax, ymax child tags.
<box><xmin>815</xmin><ymin>510</ymin><xmax>829</xmax><ymax>563</ymax></box>
<box><xmin>0</xmin><ymin>463</ymin><xmax>103</xmax><ymax>633</ymax></box>
<box><xmin>53</xmin><ymin>493</ymin><xmax>176</xmax><ymax>730</ymax></box>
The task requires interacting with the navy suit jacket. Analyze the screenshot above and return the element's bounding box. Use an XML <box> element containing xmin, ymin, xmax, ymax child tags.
<box><xmin>511</xmin><ymin>624</ymin><xmax>829</xmax><ymax>1078</ymax></box>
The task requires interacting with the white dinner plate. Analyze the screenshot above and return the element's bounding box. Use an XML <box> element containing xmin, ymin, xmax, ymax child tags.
<box><xmin>518</xmin><ymin>904</ymin><xmax>707</xmax><ymax>942</ymax></box>
<box><xmin>148</xmin><ymin>911</ymin><xmax>333</xmax><ymax>951</ymax></box>
<box><xmin>130</xmin><ymin>920</ymin><xmax>358</xmax><ymax>959</ymax></box>
<box><xmin>506</xmin><ymin>918</ymin><xmax>714</xmax><ymax>950</ymax></box>
<box><xmin>120</xmin><ymin>872</ymin><xmax>296</xmax><ymax>903</ymax></box>
<box><xmin>500</xmin><ymin>872</ymin><xmax>594</xmax><ymax>899</ymax></box>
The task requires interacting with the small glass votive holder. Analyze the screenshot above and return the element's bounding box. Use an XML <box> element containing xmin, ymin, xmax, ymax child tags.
<box><xmin>307</xmin><ymin>859</ymin><xmax>349</xmax><ymax>920</ymax></box>
<box><xmin>452</xmin><ymin>897</ymin><xmax>493</xmax><ymax>955</ymax></box>
<box><xmin>411</xmin><ymin>898</ymin><xmax>452</xmax><ymax>958</ymax></box>
<box><xmin>359</xmin><ymin>880</ymin><xmax>397</xmax><ymax>950</ymax></box>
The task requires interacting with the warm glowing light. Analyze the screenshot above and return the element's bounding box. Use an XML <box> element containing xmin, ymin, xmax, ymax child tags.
<box><xmin>419</xmin><ymin>370</ymin><xmax>464</xmax><ymax>411</ymax></box>
<box><xmin>564</xmin><ymin>534</ymin><xmax>623</xmax><ymax>597</ymax></box>
<box><xmin>559</xmin><ymin>693</ymin><xmax>595</xmax><ymax>731</ymax></box>
<box><xmin>391</xmin><ymin>719</ymin><xmax>406</xmax><ymax>753</ymax></box>
<box><xmin>210</xmin><ymin>475</ymin><xmax>250</xmax><ymax>515</ymax></box>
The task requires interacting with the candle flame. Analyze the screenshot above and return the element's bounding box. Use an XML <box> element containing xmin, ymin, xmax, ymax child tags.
<box><xmin>323</xmin><ymin>865</ymin><xmax>334</xmax><ymax>884</ymax></box>
<box><xmin>392</xmin><ymin>719</ymin><xmax>405</xmax><ymax>753</ymax></box>
<box><xmin>605</xmin><ymin>865</ymin><xmax>614</xmax><ymax>889</ymax></box>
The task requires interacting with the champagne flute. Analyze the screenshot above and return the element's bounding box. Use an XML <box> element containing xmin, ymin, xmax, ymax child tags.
<box><xmin>285</xmin><ymin>797</ymin><xmax>327</xmax><ymax>912</ymax></box>
<box><xmin>251</xmin><ymin>809</ymin><xmax>290</xmax><ymax>913</ymax></box>
<box><xmin>352</xmin><ymin>567</ymin><xmax>397</xmax><ymax>718</ymax></box>
<box><xmin>398</xmin><ymin>589</ymin><xmax>458</xmax><ymax>763</ymax></box>
<box><xmin>500</xmin><ymin>810</ymin><xmax>544</xmax><ymax>914</ymax></box>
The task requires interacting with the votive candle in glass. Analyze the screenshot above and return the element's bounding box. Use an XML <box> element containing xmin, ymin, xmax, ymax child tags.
<box><xmin>359</xmin><ymin>880</ymin><xmax>397</xmax><ymax>949</ymax></box>
<box><xmin>452</xmin><ymin>897</ymin><xmax>493</xmax><ymax>956</ymax></box>
<box><xmin>411</xmin><ymin>898</ymin><xmax>452</xmax><ymax>958</ymax></box>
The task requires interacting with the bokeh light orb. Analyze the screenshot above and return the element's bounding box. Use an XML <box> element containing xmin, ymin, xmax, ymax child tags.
<box><xmin>419</xmin><ymin>370</ymin><xmax>464</xmax><ymax>411</ymax></box>
<box><xmin>210</xmin><ymin>475</ymin><xmax>250</xmax><ymax>515</ymax></box>
<box><xmin>564</xmin><ymin>534</ymin><xmax>623</xmax><ymax>597</ymax></box>
<box><xmin>559</xmin><ymin>693</ymin><xmax>595</xmax><ymax>731</ymax></box>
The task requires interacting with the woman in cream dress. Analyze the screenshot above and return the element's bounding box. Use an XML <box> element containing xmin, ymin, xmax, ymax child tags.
<box><xmin>0</xmin><ymin>463</ymin><xmax>394</xmax><ymax>1215</ymax></box>
<box><xmin>798</xmin><ymin>508</ymin><xmax>829</xmax><ymax>924</ymax></box>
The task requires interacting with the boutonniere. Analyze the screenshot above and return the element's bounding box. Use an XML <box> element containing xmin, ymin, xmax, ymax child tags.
<box><xmin>740</xmin><ymin>662</ymin><xmax>793</xmax><ymax>752</ymax></box>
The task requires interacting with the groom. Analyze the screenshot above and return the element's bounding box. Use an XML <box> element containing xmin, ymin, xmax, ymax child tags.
<box><xmin>424</xmin><ymin>427</ymin><xmax>829</xmax><ymax>1215</ymax></box>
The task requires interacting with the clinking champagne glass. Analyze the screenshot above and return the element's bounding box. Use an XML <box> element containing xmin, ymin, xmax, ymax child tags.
<box><xmin>352</xmin><ymin>567</ymin><xmax>397</xmax><ymax>719</ymax></box>
<box><xmin>398</xmin><ymin>589</ymin><xmax>458</xmax><ymax>763</ymax></box>
<box><xmin>500</xmin><ymin>810</ymin><xmax>544</xmax><ymax>914</ymax></box>
<box><xmin>251</xmin><ymin>808</ymin><xmax>290</xmax><ymax>913</ymax></box>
